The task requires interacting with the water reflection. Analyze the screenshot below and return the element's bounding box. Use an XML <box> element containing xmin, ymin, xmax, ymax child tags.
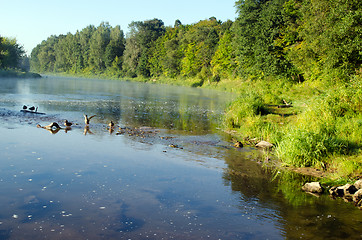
<box><xmin>83</xmin><ymin>126</ymin><xmax>94</xmax><ymax>135</ymax></box>
<box><xmin>1</xmin><ymin>76</ymin><xmax>228</xmax><ymax>133</ymax></box>
<box><xmin>222</xmin><ymin>149</ymin><xmax>362</xmax><ymax>240</ymax></box>
<box><xmin>0</xmin><ymin>77</ymin><xmax>361</xmax><ymax>239</ymax></box>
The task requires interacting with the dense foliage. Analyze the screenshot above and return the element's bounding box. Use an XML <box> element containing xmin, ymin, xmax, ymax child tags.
<box><xmin>30</xmin><ymin>22</ymin><xmax>125</xmax><ymax>76</ymax></box>
<box><xmin>0</xmin><ymin>36</ymin><xmax>28</xmax><ymax>71</ymax></box>
<box><xmin>30</xmin><ymin>0</ymin><xmax>361</xmax><ymax>83</ymax></box>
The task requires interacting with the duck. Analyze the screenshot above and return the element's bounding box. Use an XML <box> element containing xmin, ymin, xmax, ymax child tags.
<box><xmin>23</xmin><ymin>105</ymin><xmax>27</xmax><ymax>110</ymax></box>
<box><xmin>84</xmin><ymin>114</ymin><xmax>96</xmax><ymax>125</ymax></box>
<box><xmin>37</xmin><ymin>122</ymin><xmax>61</xmax><ymax>130</ymax></box>
<box><xmin>232</xmin><ymin>138</ymin><xmax>243</xmax><ymax>148</ymax></box>
<box><xmin>64</xmin><ymin>120</ymin><xmax>73</xmax><ymax>127</ymax></box>
<box><xmin>234</xmin><ymin>141</ymin><xmax>243</xmax><ymax>148</ymax></box>
<box><xmin>29</xmin><ymin>106</ymin><xmax>35</xmax><ymax>111</ymax></box>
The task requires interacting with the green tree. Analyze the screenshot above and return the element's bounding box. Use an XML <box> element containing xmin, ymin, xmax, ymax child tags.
<box><xmin>88</xmin><ymin>22</ymin><xmax>112</xmax><ymax>72</ymax></box>
<box><xmin>211</xmin><ymin>30</ymin><xmax>236</xmax><ymax>79</ymax></box>
<box><xmin>105</xmin><ymin>25</ymin><xmax>125</xmax><ymax>69</ymax></box>
<box><xmin>30</xmin><ymin>35</ymin><xmax>58</xmax><ymax>72</ymax></box>
<box><xmin>123</xmin><ymin>19</ymin><xmax>165</xmax><ymax>77</ymax></box>
<box><xmin>148</xmin><ymin>26</ymin><xmax>183</xmax><ymax>78</ymax></box>
<box><xmin>54</xmin><ymin>33</ymin><xmax>83</xmax><ymax>73</ymax></box>
<box><xmin>180</xmin><ymin>19</ymin><xmax>221</xmax><ymax>78</ymax></box>
<box><xmin>79</xmin><ymin>25</ymin><xmax>96</xmax><ymax>70</ymax></box>
<box><xmin>285</xmin><ymin>0</ymin><xmax>362</xmax><ymax>81</ymax></box>
<box><xmin>0</xmin><ymin>36</ymin><xmax>25</xmax><ymax>69</ymax></box>
<box><xmin>233</xmin><ymin>0</ymin><xmax>292</xmax><ymax>78</ymax></box>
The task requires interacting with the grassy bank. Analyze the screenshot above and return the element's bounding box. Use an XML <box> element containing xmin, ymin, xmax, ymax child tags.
<box><xmin>219</xmin><ymin>76</ymin><xmax>362</xmax><ymax>183</ymax></box>
<box><xmin>41</xmin><ymin>72</ymin><xmax>362</xmax><ymax>182</ymax></box>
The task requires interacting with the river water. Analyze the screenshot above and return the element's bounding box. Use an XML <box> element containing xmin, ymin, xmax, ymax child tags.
<box><xmin>0</xmin><ymin>76</ymin><xmax>361</xmax><ymax>240</ymax></box>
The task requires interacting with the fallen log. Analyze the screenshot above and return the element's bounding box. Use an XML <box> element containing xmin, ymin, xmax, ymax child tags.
<box><xmin>277</xmin><ymin>104</ymin><xmax>293</xmax><ymax>108</ymax></box>
<box><xmin>20</xmin><ymin>110</ymin><xmax>45</xmax><ymax>115</ymax></box>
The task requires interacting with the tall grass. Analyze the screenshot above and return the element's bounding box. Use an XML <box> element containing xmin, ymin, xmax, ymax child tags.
<box><xmin>224</xmin><ymin>92</ymin><xmax>267</xmax><ymax>128</ymax></box>
<box><xmin>223</xmin><ymin>76</ymin><xmax>362</xmax><ymax>179</ymax></box>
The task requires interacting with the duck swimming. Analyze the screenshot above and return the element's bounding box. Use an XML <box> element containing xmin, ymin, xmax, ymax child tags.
<box><xmin>29</xmin><ymin>106</ymin><xmax>35</xmax><ymax>111</ymax></box>
<box><xmin>37</xmin><ymin>122</ymin><xmax>61</xmax><ymax>130</ymax></box>
<box><xmin>64</xmin><ymin>120</ymin><xmax>73</xmax><ymax>127</ymax></box>
<box><xmin>23</xmin><ymin>105</ymin><xmax>27</xmax><ymax>110</ymax></box>
<box><xmin>84</xmin><ymin>114</ymin><xmax>96</xmax><ymax>125</ymax></box>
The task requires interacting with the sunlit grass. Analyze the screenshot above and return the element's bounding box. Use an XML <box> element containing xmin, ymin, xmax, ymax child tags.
<box><xmin>221</xmin><ymin>76</ymin><xmax>362</xmax><ymax>181</ymax></box>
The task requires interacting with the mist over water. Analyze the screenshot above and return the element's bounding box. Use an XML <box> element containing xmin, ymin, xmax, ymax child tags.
<box><xmin>0</xmin><ymin>76</ymin><xmax>361</xmax><ymax>240</ymax></box>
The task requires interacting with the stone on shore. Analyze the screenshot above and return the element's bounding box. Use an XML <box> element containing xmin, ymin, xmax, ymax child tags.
<box><xmin>255</xmin><ymin>141</ymin><xmax>273</xmax><ymax>149</ymax></box>
<box><xmin>340</xmin><ymin>184</ymin><xmax>358</xmax><ymax>199</ymax></box>
<box><xmin>329</xmin><ymin>184</ymin><xmax>358</xmax><ymax>199</ymax></box>
<box><xmin>328</xmin><ymin>179</ymin><xmax>362</xmax><ymax>209</ymax></box>
<box><xmin>354</xmin><ymin>179</ymin><xmax>362</xmax><ymax>190</ymax></box>
<box><xmin>353</xmin><ymin>189</ymin><xmax>362</xmax><ymax>204</ymax></box>
<box><xmin>302</xmin><ymin>182</ymin><xmax>324</xmax><ymax>194</ymax></box>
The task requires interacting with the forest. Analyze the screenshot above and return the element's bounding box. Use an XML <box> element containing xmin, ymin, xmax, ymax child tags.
<box><xmin>28</xmin><ymin>0</ymin><xmax>361</xmax><ymax>84</ymax></box>
<box><xmin>1</xmin><ymin>0</ymin><xmax>362</xmax><ymax>181</ymax></box>
<box><xmin>0</xmin><ymin>36</ymin><xmax>28</xmax><ymax>71</ymax></box>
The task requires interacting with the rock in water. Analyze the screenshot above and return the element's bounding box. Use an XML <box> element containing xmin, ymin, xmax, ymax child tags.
<box><xmin>329</xmin><ymin>184</ymin><xmax>358</xmax><ymax>199</ymax></box>
<box><xmin>340</xmin><ymin>184</ymin><xmax>357</xmax><ymax>197</ymax></box>
<box><xmin>354</xmin><ymin>179</ymin><xmax>362</xmax><ymax>190</ymax></box>
<box><xmin>353</xmin><ymin>189</ymin><xmax>362</xmax><ymax>205</ymax></box>
<box><xmin>255</xmin><ymin>140</ymin><xmax>273</xmax><ymax>149</ymax></box>
<box><xmin>302</xmin><ymin>182</ymin><xmax>324</xmax><ymax>193</ymax></box>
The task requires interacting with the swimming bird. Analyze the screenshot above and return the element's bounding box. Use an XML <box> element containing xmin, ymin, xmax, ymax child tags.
<box><xmin>64</xmin><ymin>120</ymin><xmax>73</xmax><ymax>127</ymax></box>
<box><xmin>29</xmin><ymin>106</ymin><xmax>35</xmax><ymax>111</ymax></box>
<box><xmin>23</xmin><ymin>105</ymin><xmax>27</xmax><ymax>110</ymax></box>
<box><xmin>84</xmin><ymin>114</ymin><xmax>96</xmax><ymax>125</ymax></box>
<box><xmin>234</xmin><ymin>141</ymin><xmax>243</xmax><ymax>148</ymax></box>
<box><xmin>37</xmin><ymin>122</ymin><xmax>61</xmax><ymax>129</ymax></box>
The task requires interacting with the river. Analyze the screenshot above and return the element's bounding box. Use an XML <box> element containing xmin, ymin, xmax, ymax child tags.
<box><xmin>0</xmin><ymin>76</ymin><xmax>361</xmax><ymax>240</ymax></box>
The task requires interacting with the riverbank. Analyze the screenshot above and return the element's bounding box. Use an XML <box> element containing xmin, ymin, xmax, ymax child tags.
<box><xmin>0</xmin><ymin>69</ymin><xmax>41</xmax><ymax>78</ymax></box>
<box><xmin>39</xmin><ymin>72</ymin><xmax>362</xmax><ymax>183</ymax></box>
<box><xmin>214</xmin><ymin>77</ymin><xmax>362</xmax><ymax>185</ymax></box>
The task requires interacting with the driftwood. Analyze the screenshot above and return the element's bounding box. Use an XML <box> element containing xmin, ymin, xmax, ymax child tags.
<box><xmin>278</xmin><ymin>99</ymin><xmax>293</xmax><ymax>108</ymax></box>
<box><xmin>266</xmin><ymin>99</ymin><xmax>292</xmax><ymax>108</ymax></box>
<box><xmin>277</xmin><ymin>104</ymin><xmax>292</xmax><ymax>108</ymax></box>
<box><xmin>20</xmin><ymin>110</ymin><xmax>45</xmax><ymax>115</ymax></box>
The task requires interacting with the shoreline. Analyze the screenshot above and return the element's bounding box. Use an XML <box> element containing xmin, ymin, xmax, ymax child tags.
<box><xmin>0</xmin><ymin>69</ymin><xmax>41</xmax><ymax>78</ymax></box>
<box><xmin>34</xmin><ymin>72</ymin><xmax>362</xmax><ymax>184</ymax></box>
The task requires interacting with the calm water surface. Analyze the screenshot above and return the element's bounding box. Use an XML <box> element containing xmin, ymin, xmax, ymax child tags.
<box><xmin>0</xmin><ymin>76</ymin><xmax>361</xmax><ymax>240</ymax></box>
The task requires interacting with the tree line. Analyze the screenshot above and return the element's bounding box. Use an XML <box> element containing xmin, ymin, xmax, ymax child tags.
<box><xmin>30</xmin><ymin>0</ymin><xmax>361</xmax><ymax>83</ymax></box>
<box><xmin>0</xmin><ymin>36</ymin><xmax>29</xmax><ymax>71</ymax></box>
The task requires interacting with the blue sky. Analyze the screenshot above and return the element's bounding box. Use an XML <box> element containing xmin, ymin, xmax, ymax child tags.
<box><xmin>1</xmin><ymin>0</ymin><xmax>237</xmax><ymax>55</ymax></box>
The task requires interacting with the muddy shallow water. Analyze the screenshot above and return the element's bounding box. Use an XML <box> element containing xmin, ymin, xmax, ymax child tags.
<box><xmin>0</xmin><ymin>76</ymin><xmax>361</xmax><ymax>240</ymax></box>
